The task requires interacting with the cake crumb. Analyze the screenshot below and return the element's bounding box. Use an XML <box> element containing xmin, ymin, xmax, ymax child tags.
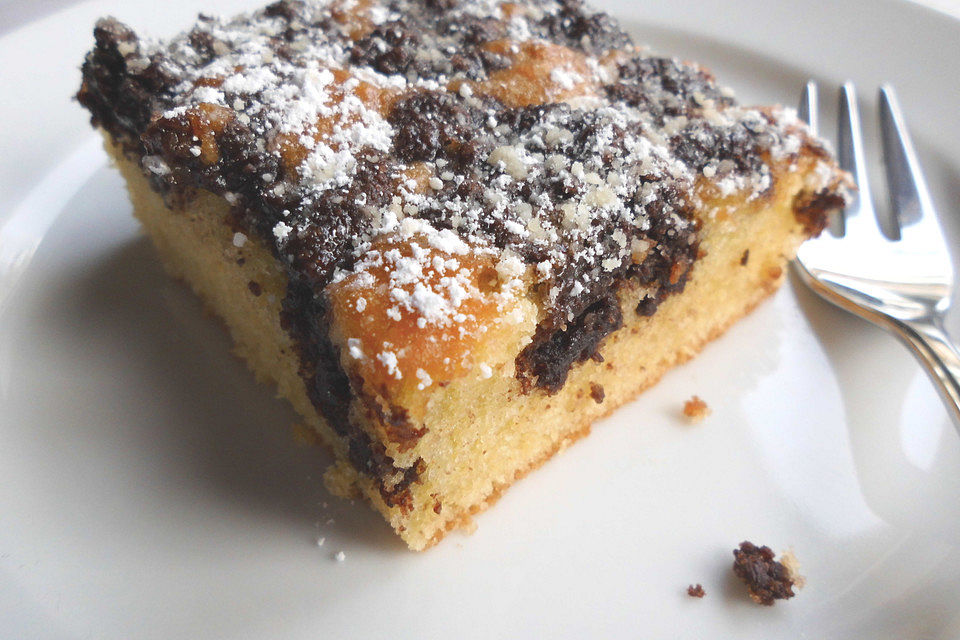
<box><xmin>687</xmin><ymin>584</ymin><xmax>706</xmax><ymax>598</ymax></box>
<box><xmin>732</xmin><ymin>541</ymin><xmax>796</xmax><ymax>605</ymax></box>
<box><xmin>334</xmin><ymin>551</ymin><xmax>346</xmax><ymax>562</ymax></box>
<box><xmin>316</xmin><ymin>537</ymin><xmax>325</xmax><ymax>547</ymax></box>
<box><xmin>682</xmin><ymin>395</ymin><xmax>711</xmax><ymax>422</ymax></box>
<box><xmin>779</xmin><ymin>548</ymin><xmax>806</xmax><ymax>589</ymax></box>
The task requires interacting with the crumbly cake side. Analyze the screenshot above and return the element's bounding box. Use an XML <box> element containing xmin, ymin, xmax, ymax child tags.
<box><xmin>79</xmin><ymin>0</ymin><xmax>846</xmax><ymax>549</ymax></box>
<box><xmin>105</xmin><ymin>134</ymin><xmax>830</xmax><ymax>549</ymax></box>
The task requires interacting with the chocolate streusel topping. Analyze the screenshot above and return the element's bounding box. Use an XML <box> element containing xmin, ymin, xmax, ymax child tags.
<box><xmin>78</xmin><ymin>0</ymin><xmax>837</xmax><ymax>504</ymax></box>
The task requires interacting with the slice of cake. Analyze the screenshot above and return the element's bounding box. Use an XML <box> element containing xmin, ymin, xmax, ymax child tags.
<box><xmin>77</xmin><ymin>0</ymin><xmax>846</xmax><ymax>550</ymax></box>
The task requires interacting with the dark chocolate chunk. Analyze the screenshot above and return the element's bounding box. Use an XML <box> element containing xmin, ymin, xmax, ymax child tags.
<box><xmin>607</xmin><ymin>55</ymin><xmax>733</xmax><ymax>124</ymax></box>
<box><xmin>516</xmin><ymin>295</ymin><xmax>623</xmax><ymax>394</ymax></box>
<box><xmin>350</xmin><ymin>21</ymin><xmax>423</xmax><ymax>76</ymax></box>
<box><xmin>388</xmin><ymin>90</ymin><xmax>485</xmax><ymax>163</ymax></box>
<box><xmin>536</xmin><ymin>0</ymin><xmax>631</xmax><ymax>55</ymax></box>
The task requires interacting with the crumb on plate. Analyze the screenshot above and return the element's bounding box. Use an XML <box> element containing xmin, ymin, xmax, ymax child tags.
<box><xmin>732</xmin><ymin>541</ymin><xmax>796</xmax><ymax>605</ymax></box>
<box><xmin>779</xmin><ymin>548</ymin><xmax>806</xmax><ymax>589</ymax></box>
<box><xmin>682</xmin><ymin>395</ymin><xmax>711</xmax><ymax>422</ymax></box>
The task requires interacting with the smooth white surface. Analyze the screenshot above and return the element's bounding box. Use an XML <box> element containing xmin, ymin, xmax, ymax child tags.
<box><xmin>2</xmin><ymin>1</ymin><xmax>960</xmax><ymax>638</ymax></box>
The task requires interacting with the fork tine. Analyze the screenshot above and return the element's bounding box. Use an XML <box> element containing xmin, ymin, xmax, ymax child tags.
<box><xmin>798</xmin><ymin>80</ymin><xmax>818</xmax><ymax>136</ymax></box>
<box><xmin>878</xmin><ymin>85</ymin><xmax>938</xmax><ymax>232</ymax></box>
<box><xmin>837</xmin><ymin>82</ymin><xmax>883</xmax><ymax>238</ymax></box>
<box><xmin>798</xmin><ymin>81</ymin><xmax>844</xmax><ymax>236</ymax></box>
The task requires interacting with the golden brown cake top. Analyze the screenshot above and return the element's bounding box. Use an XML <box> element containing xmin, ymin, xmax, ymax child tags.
<box><xmin>78</xmin><ymin>0</ymin><xmax>839</xmax><ymax>393</ymax></box>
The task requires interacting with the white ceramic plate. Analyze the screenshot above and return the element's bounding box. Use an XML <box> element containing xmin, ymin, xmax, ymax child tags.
<box><xmin>2</xmin><ymin>1</ymin><xmax>960</xmax><ymax>638</ymax></box>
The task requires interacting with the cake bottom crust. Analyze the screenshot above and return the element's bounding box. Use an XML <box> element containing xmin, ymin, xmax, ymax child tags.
<box><xmin>108</xmin><ymin>136</ymin><xmax>818</xmax><ymax>550</ymax></box>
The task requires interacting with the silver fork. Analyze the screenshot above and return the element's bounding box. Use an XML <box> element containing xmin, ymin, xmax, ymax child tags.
<box><xmin>794</xmin><ymin>82</ymin><xmax>960</xmax><ymax>433</ymax></box>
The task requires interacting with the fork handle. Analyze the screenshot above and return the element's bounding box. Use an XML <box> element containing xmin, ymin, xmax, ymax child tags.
<box><xmin>897</xmin><ymin>317</ymin><xmax>960</xmax><ymax>434</ymax></box>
